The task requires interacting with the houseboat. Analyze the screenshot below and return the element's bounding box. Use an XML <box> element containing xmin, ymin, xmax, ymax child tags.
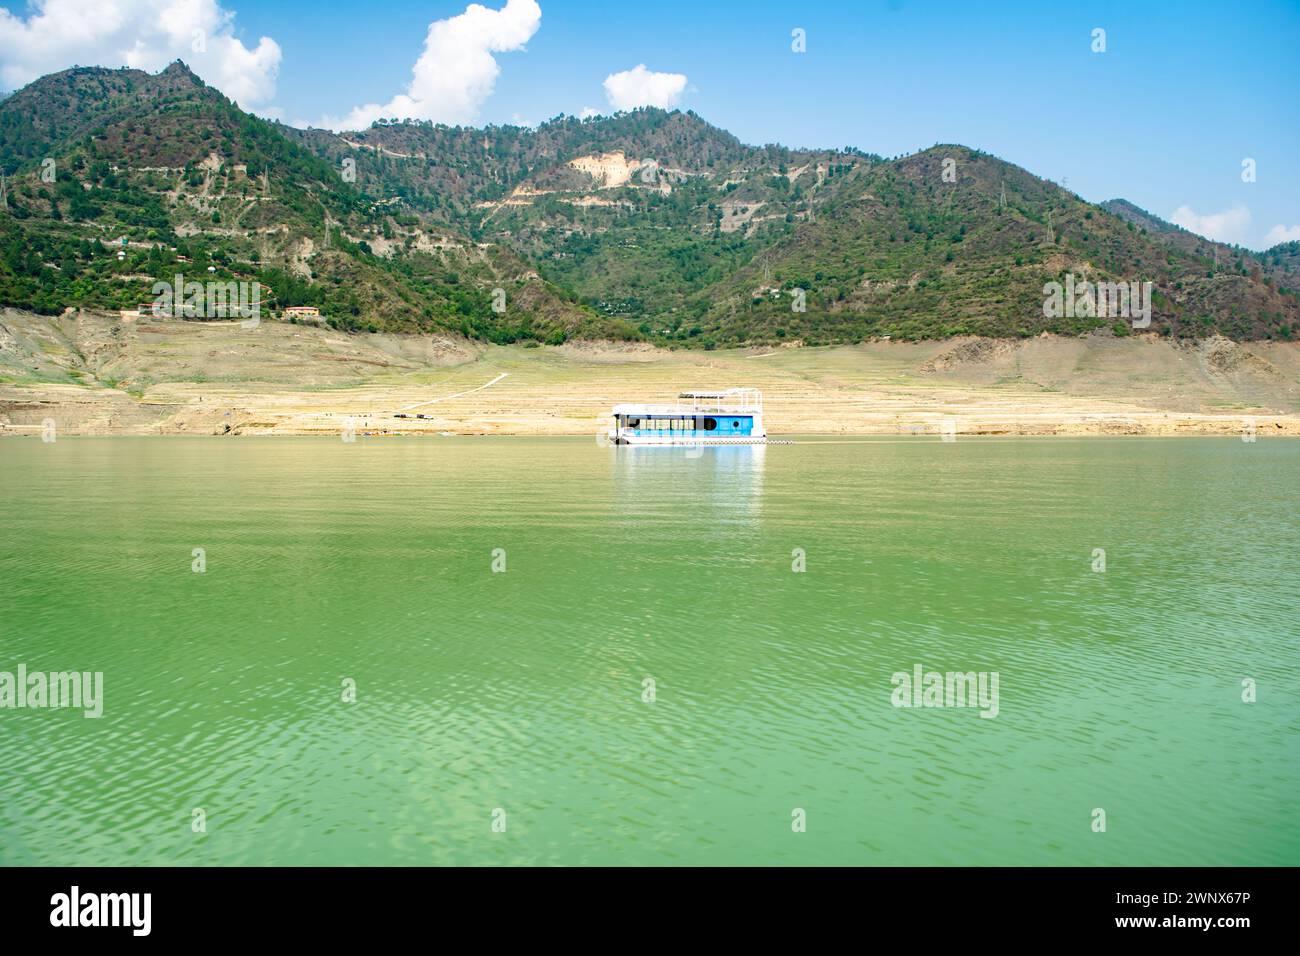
<box><xmin>609</xmin><ymin>389</ymin><xmax>768</xmax><ymax>445</ymax></box>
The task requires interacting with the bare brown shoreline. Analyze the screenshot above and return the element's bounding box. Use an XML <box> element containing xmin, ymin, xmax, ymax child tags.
<box><xmin>3</xmin><ymin>310</ymin><xmax>1298</xmax><ymax>438</ymax></box>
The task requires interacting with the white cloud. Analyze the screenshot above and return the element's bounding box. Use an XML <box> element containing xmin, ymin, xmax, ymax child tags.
<box><xmin>1262</xmin><ymin>224</ymin><xmax>1300</xmax><ymax>247</ymax></box>
<box><xmin>1169</xmin><ymin>204</ymin><xmax>1252</xmax><ymax>245</ymax></box>
<box><xmin>324</xmin><ymin>0</ymin><xmax>540</xmax><ymax>131</ymax></box>
<box><xmin>603</xmin><ymin>64</ymin><xmax>687</xmax><ymax>111</ymax></box>
<box><xmin>578</xmin><ymin>106</ymin><xmax>601</xmax><ymax>119</ymax></box>
<box><xmin>0</xmin><ymin>0</ymin><xmax>281</xmax><ymax>107</ymax></box>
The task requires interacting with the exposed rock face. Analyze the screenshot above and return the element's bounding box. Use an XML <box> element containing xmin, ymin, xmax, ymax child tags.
<box><xmin>920</xmin><ymin>337</ymin><xmax>1016</xmax><ymax>373</ymax></box>
<box><xmin>1197</xmin><ymin>334</ymin><xmax>1278</xmax><ymax>377</ymax></box>
<box><xmin>568</xmin><ymin>152</ymin><xmax>641</xmax><ymax>189</ymax></box>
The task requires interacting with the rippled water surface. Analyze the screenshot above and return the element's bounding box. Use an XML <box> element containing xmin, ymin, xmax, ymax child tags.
<box><xmin>1</xmin><ymin>436</ymin><xmax>1296</xmax><ymax>865</ymax></box>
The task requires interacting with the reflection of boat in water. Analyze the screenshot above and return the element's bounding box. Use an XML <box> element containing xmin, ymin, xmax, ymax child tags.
<box><xmin>608</xmin><ymin>389</ymin><xmax>775</xmax><ymax>445</ymax></box>
<box><xmin>612</xmin><ymin>442</ymin><xmax>766</xmax><ymax>519</ymax></box>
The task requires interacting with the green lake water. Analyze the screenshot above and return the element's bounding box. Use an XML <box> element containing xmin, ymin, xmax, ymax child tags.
<box><xmin>1</xmin><ymin>436</ymin><xmax>1296</xmax><ymax>866</ymax></box>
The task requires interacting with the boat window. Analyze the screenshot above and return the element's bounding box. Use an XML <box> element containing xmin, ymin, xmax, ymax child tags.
<box><xmin>703</xmin><ymin>418</ymin><xmax>717</xmax><ymax>431</ymax></box>
<box><xmin>733</xmin><ymin>421</ymin><xmax>740</xmax><ymax>428</ymax></box>
<box><xmin>628</xmin><ymin>418</ymin><xmax>639</xmax><ymax>428</ymax></box>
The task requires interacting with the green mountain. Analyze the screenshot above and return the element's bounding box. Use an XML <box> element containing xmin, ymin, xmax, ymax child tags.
<box><xmin>0</xmin><ymin>62</ymin><xmax>629</xmax><ymax>344</ymax></box>
<box><xmin>281</xmin><ymin>109</ymin><xmax>872</xmax><ymax>330</ymax></box>
<box><xmin>1101</xmin><ymin>198</ymin><xmax>1300</xmax><ymax>292</ymax></box>
<box><xmin>2</xmin><ymin>62</ymin><xmax>1297</xmax><ymax>348</ymax></box>
<box><xmin>688</xmin><ymin>149</ymin><xmax>1300</xmax><ymax>344</ymax></box>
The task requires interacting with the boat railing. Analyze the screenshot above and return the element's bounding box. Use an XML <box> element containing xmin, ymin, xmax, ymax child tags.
<box><xmin>675</xmin><ymin>389</ymin><xmax>763</xmax><ymax>414</ymax></box>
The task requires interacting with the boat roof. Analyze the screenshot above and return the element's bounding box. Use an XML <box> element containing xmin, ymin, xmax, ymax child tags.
<box><xmin>613</xmin><ymin>403</ymin><xmax>755</xmax><ymax>415</ymax></box>
<box><xmin>612</xmin><ymin>388</ymin><xmax>761</xmax><ymax>417</ymax></box>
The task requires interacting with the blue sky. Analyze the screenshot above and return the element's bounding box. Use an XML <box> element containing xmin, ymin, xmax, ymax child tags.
<box><xmin>2</xmin><ymin>0</ymin><xmax>1297</xmax><ymax>248</ymax></box>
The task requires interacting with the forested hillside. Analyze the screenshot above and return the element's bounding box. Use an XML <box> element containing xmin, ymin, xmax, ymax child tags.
<box><xmin>2</xmin><ymin>62</ymin><xmax>1297</xmax><ymax>347</ymax></box>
